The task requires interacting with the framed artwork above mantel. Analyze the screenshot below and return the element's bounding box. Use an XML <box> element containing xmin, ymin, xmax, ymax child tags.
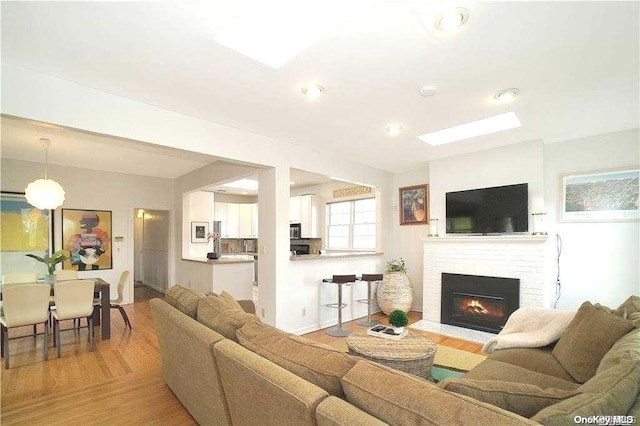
<box><xmin>399</xmin><ymin>184</ymin><xmax>429</xmax><ymax>226</ymax></box>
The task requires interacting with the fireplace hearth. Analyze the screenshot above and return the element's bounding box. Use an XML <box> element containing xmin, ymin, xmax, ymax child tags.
<box><xmin>441</xmin><ymin>273</ymin><xmax>519</xmax><ymax>334</ymax></box>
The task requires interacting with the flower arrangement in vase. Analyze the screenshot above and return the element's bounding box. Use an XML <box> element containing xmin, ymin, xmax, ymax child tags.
<box><xmin>376</xmin><ymin>258</ymin><xmax>413</xmax><ymax>315</ymax></box>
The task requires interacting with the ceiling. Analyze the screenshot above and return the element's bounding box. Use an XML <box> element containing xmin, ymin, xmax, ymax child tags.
<box><xmin>1</xmin><ymin>1</ymin><xmax>639</xmax><ymax>176</ymax></box>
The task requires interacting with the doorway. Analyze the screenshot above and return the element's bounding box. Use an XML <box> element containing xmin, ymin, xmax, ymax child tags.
<box><xmin>134</xmin><ymin>208</ymin><xmax>169</xmax><ymax>301</ymax></box>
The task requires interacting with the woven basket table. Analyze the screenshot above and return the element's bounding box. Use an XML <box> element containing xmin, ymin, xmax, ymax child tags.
<box><xmin>346</xmin><ymin>331</ymin><xmax>437</xmax><ymax>381</ymax></box>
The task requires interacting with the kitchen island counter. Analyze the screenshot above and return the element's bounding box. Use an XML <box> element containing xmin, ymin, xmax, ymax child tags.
<box><xmin>290</xmin><ymin>252</ymin><xmax>383</xmax><ymax>261</ymax></box>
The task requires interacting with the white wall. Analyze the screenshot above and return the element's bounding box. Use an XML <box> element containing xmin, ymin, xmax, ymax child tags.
<box><xmin>544</xmin><ymin>128</ymin><xmax>640</xmax><ymax>309</ymax></box>
<box><xmin>392</xmin><ymin>166</ymin><xmax>430</xmax><ymax>312</ymax></box>
<box><xmin>185</xmin><ymin>191</ymin><xmax>214</xmax><ymax>259</ymax></box>
<box><xmin>0</xmin><ymin>158</ymin><xmax>174</xmax><ymax>303</ymax></box>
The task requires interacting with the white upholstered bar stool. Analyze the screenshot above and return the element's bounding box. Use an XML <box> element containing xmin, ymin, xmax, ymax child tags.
<box><xmin>356</xmin><ymin>274</ymin><xmax>383</xmax><ymax>327</ymax></box>
<box><xmin>325</xmin><ymin>274</ymin><xmax>356</xmax><ymax>337</ymax></box>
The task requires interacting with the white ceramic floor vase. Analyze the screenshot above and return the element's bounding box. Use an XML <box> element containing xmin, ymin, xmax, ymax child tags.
<box><xmin>376</xmin><ymin>272</ymin><xmax>413</xmax><ymax>314</ymax></box>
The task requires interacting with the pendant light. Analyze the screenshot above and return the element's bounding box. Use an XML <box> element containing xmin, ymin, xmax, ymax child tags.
<box><xmin>25</xmin><ymin>138</ymin><xmax>65</xmax><ymax>210</ymax></box>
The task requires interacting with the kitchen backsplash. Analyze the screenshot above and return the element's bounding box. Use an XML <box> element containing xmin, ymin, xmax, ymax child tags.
<box><xmin>221</xmin><ymin>238</ymin><xmax>257</xmax><ymax>253</ymax></box>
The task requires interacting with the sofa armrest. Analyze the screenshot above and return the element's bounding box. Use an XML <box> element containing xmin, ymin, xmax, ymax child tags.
<box><xmin>316</xmin><ymin>396</ymin><xmax>388</xmax><ymax>426</ymax></box>
<box><xmin>237</xmin><ymin>299</ymin><xmax>256</xmax><ymax>314</ymax></box>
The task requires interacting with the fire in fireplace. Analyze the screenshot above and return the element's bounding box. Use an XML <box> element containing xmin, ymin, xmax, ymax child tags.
<box><xmin>441</xmin><ymin>273</ymin><xmax>519</xmax><ymax>334</ymax></box>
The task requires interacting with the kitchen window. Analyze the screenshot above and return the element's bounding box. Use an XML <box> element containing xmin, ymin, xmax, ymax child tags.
<box><xmin>327</xmin><ymin>198</ymin><xmax>376</xmax><ymax>250</ymax></box>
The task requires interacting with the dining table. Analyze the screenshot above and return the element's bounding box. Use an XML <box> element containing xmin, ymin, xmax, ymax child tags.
<box><xmin>0</xmin><ymin>277</ymin><xmax>111</xmax><ymax>340</ymax></box>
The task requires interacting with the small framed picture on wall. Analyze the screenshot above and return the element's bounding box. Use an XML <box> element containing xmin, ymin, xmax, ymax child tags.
<box><xmin>399</xmin><ymin>184</ymin><xmax>429</xmax><ymax>225</ymax></box>
<box><xmin>191</xmin><ymin>221</ymin><xmax>209</xmax><ymax>243</ymax></box>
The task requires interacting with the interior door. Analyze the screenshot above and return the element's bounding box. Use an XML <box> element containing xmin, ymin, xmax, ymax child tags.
<box><xmin>140</xmin><ymin>209</ymin><xmax>169</xmax><ymax>291</ymax></box>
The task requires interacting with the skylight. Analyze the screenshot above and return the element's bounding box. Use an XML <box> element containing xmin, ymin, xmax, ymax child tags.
<box><xmin>213</xmin><ymin>1</ymin><xmax>348</xmax><ymax>69</ymax></box>
<box><xmin>222</xmin><ymin>179</ymin><xmax>259</xmax><ymax>191</ymax></box>
<box><xmin>417</xmin><ymin>112</ymin><xmax>522</xmax><ymax>146</ymax></box>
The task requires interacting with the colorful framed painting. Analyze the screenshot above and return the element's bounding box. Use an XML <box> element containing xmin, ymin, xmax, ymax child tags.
<box><xmin>560</xmin><ymin>168</ymin><xmax>639</xmax><ymax>222</ymax></box>
<box><xmin>0</xmin><ymin>191</ymin><xmax>54</xmax><ymax>276</ymax></box>
<box><xmin>191</xmin><ymin>221</ymin><xmax>209</xmax><ymax>243</ymax></box>
<box><xmin>62</xmin><ymin>209</ymin><xmax>113</xmax><ymax>270</ymax></box>
<box><xmin>399</xmin><ymin>184</ymin><xmax>429</xmax><ymax>225</ymax></box>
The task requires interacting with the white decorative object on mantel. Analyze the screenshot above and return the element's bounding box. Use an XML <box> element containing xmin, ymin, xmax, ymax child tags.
<box><xmin>377</xmin><ymin>272</ymin><xmax>413</xmax><ymax>314</ymax></box>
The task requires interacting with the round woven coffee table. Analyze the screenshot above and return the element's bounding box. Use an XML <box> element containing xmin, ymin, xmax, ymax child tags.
<box><xmin>346</xmin><ymin>331</ymin><xmax>437</xmax><ymax>381</ymax></box>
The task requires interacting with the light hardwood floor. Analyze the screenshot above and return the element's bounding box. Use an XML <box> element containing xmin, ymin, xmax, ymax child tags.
<box><xmin>1</xmin><ymin>300</ymin><xmax>482</xmax><ymax>424</ymax></box>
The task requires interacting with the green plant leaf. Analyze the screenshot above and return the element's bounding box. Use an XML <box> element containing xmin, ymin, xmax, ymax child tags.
<box><xmin>25</xmin><ymin>254</ymin><xmax>46</xmax><ymax>263</ymax></box>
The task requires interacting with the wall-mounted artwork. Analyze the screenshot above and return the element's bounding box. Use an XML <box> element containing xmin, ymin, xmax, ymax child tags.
<box><xmin>191</xmin><ymin>221</ymin><xmax>209</xmax><ymax>243</ymax></box>
<box><xmin>62</xmin><ymin>209</ymin><xmax>112</xmax><ymax>270</ymax></box>
<box><xmin>560</xmin><ymin>168</ymin><xmax>639</xmax><ymax>222</ymax></box>
<box><xmin>0</xmin><ymin>191</ymin><xmax>53</xmax><ymax>276</ymax></box>
<box><xmin>399</xmin><ymin>184</ymin><xmax>429</xmax><ymax>225</ymax></box>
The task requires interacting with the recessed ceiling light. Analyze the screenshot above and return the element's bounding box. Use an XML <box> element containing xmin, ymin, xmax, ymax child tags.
<box><xmin>435</xmin><ymin>7</ymin><xmax>469</xmax><ymax>31</ymax></box>
<box><xmin>417</xmin><ymin>112</ymin><xmax>521</xmax><ymax>146</ymax></box>
<box><xmin>419</xmin><ymin>85</ymin><xmax>438</xmax><ymax>97</ymax></box>
<box><xmin>290</xmin><ymin>181</ymin><xmax>295</xmax><ymax>185</ymax></box>
<box><xmin>386</xmin><ymin>123</ymin><xmax>404</xmax><ymax>136</ymax></box>
<box><xmin>494</xmin><ymin>88</ymin><xmax>520</xmax><ymax>103</ymax></box>
<box><xmin>222</xmin><ymin>179</ymin><xmax>259</xmax><ymax>190</ymax></box>
<box><xmin>302</xmin><ymin>84</ymin><xmax>324</xmax><ymax>100</ymax></box>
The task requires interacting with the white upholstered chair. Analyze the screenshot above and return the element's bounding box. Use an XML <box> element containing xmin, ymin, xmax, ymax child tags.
<box><xmin>51</xmin><ymin>280</ymin><xmax>95</xmax><ymax>357</ymax></box>
<box><xmin>54</xmin><ymin>270</ymin><xmax>78</xmax><ymax>281</ymax></box>
<box><xmin>94</xmin><ymin>271</ymin><xmax>131</xmax><ymax>330</ymax></box>
<box><xmin>1</xmin><ymin>272</ymin><xmax>40</xmax><ymax>333</ymax></box>
<box><xmin>2</xmin><ymin>272</ymin><xmax>38</xmax><ymax>284</ymax></box>
<box><xmin>0</xmin><ymin>283</ymin><xmax>51</xmax><ymax>368</ymax></box>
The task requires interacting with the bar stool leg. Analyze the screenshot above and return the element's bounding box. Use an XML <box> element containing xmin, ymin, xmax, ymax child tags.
<box><xmin>356</xmin><ymin>281</ymin><xmax>380</xmax><ymax>327</ymax></box>
<box><xmin>326</xmin><ymin>284</ymin><xmax>351</xmax><ymax>337</ymax></box>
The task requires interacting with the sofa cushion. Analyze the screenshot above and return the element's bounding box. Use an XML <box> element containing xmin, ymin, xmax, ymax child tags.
<box><xmin>552</xmin><ymin>301</ymin><xmax>634</xmax><ymax>383</ymax></box>
<box><xmin>196</xmin><ymin>296</ymin><xmax>260</xmax><ymax>342</ymax></box>
<box><xmin>164</xmin><ymin>285</ymin><xmax>206</xmax><ymax>318</ymax></box>
<box><xmin>594</xmin><ymin>303</ymin><xmax>627</xmax><ymax>318</ymax></box>
<box><xmin>341</xmin><ymin>361</ymin><xmax>538</xmax><ymax>425</ymax></box>
<box><xmin>438</xmin><ymin>378</ymin><xmax>578</xmax><ymax>418</ymax></box>
<box><xmin>213</xmin><ymin>339</ymin><xmax>329</xmax><ymax>426</ymax></box>
<box><xmin>465</xmin><ymin>359</ymin><xmax>580</xmax><ymax>391</ymax></box>
<box><xmin>487</xmin><ymin>346</ymin><xmax>574</xmax><ymax>383</ymax></box>
<box><xmin>597</xmin><ymin>328</ymin><xmax>640</xmax><ymax>374</ymax></box>
<box><xmin>219</xmin><ymin>291</ymin><xmax>244</xmax><ymax>311</ymax></box>
<box><xmin>532</xmin><ymin>360</ymin><xmax>640</xmax><ymax>423</ymax></box>
<box><xmin>618</xmin><ymin>295</ymin><xmax>640</xmax><ymax>315</ymax></box>
<box><xmin>236</xmin><ymin>321</ymin><xmax>357</xmax><ymax>398</ymax></box>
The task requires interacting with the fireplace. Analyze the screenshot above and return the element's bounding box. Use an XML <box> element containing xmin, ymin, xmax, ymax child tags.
<box><xmin>441</xmin><ymin>273</ymin><xmax>519</xmax><ymax>334</ymax></box>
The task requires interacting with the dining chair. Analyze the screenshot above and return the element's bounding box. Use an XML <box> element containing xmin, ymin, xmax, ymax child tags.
<box><xmin>2</xmin><ymin>272</ymin><xmax>40</xmax><ymax>334</ymax></box>
<box><xmin>51</xmin><ymin>280</ymin><xmax>96</xmax><ymax>357</ymax></box>
<box><xmin>2</xmin><ymin>272</ymin><xmax>38</xmax><ymax>284</ymax></box>
<box><xmin>0</xmin><ymin>283</ymin><xmax>51</xmax><ymax>368</ymax></box>
<box><xmin>54</xmin><ymin>269</ymin><xmax>78</xmax><ymax>281</ymax></box>
<box><xmin>94</xmin><ymin>271</ymin><xmax>131</xmax><ymax>330</ymax></box>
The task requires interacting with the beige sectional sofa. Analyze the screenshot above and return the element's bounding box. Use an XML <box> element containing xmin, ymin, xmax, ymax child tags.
<box><xmin>150</xmin><ymin>287</ymin><xmax>639</xmax><ymax>425</ymax></box>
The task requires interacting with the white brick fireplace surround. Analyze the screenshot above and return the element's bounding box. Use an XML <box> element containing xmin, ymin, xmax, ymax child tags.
<box><xmin>413</xmin><ymin>235</ymin><xmax>550</xmax><ymax>342</ymax></box>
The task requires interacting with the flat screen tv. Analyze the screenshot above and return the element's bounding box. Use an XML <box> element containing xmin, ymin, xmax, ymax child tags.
<box><xmin>446</xmin><ymin>183</ymin><xmax>528</xmax><ymax>235</ymax></box>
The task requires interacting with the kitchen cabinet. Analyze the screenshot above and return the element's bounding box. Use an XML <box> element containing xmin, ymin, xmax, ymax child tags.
<box><xmin>290</xmin><ymin>194</ymin><xmax>317</xmax><ymax>238</ymax></box>
<box><xmin>238</xmin><ymin>203</ymin><xmax>253</xmax><ymax>238</ymax></box>
<box><xmin>214</xmin><ymin>202</ymin><xmax>228</xmax><ymax>237</ymax></box>
<box><xmin>214</xmin><ymin>202</ymin><xmax>257</xmax><ymax>238</ymax></box>
<box><xmin>290</xmin><ymin>196</ymin><xmax>301</xmax><ymax>224</ymax></box>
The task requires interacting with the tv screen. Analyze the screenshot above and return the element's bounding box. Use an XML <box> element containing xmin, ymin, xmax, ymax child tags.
<box><xmin>446</xmin><ymin>183</ymin><xmax>528</xmax><ymax>234</ymax></box>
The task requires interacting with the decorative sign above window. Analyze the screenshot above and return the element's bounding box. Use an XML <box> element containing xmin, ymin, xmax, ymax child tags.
<box><xmin>333</xmin><ymin>186</ymin><xmax>372</xmax><ymax>198</ymax></box>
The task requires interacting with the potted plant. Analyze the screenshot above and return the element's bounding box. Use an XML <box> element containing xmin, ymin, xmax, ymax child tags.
<box><xmin>376</xmin><ymin>257</ymin><xmax>413</xmax><ymax>314</ymax></box>
<box><xmin>25</xmin><ymin>250</ymin><xmax>68</xmax><ymax>284</ymax></box>
<box><xmin>388</xmin><ymin>309</ymin><xmax>409</xmax><ymax>334</ymax></box>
